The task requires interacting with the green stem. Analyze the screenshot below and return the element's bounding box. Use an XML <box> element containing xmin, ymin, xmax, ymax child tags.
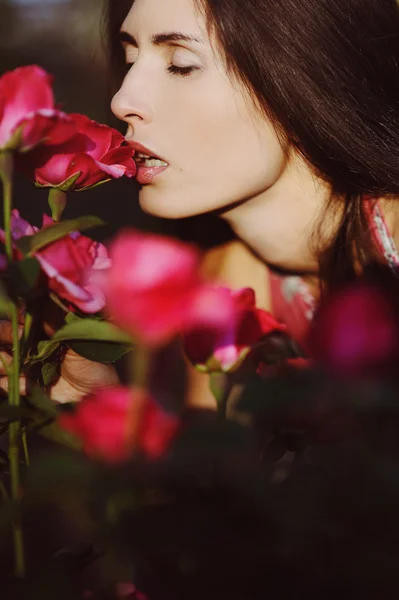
<box><xmin>19</xmin><ymin>310</ymin><xmax>33</xmax><ymax>368</ymax></box>
<box><xmin>48</xmin><ymin>188</ymin><xmax>67</xmax><ymax>221</ymax></box>
<box><xmin>127</xmin><ymin>345</ymin><xmax>152</xmax><ymax>452</ymax></box>
<box><xmin>210</xmin><ymin>373</ymin><xmax>232</xmax><ymax>419</ymax></box>
<box><xmin>217</xmin><ymin>386</ymin><xmax>231</xmax><ymax>419</ymax></box>
<box><xmin>131</xmin><ymin>345</ymin><xmax>152</xmax><ymax>388</ymax></box>
<box><xmin>21</xmin><ymin>311</ymin><xmax>33</xmax><ymax>350</ymax></box>
<box><xmin>0</xmin><ymin>151</ymin><xmax>25</xmax><ymax>577</ymax></box>
<box><xmin>0</xmin><ymin>152</ymin><xmax>13</xmax><ymax>261</ymax></box>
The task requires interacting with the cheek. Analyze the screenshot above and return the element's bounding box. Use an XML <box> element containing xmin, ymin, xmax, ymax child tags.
<box><xmin>182</xmin><ymin>83</ymin><xmax>286</xmax><ymax>180</ymax></box>
<box><xmin>189</xmin><ymin>114</ymin><xmax>288</xmax><ymax>201</ymax></box>
<box><xmin>138</xmin><ymin>83</ymin><xmax>288</xmax><ymax>219</ymax></box>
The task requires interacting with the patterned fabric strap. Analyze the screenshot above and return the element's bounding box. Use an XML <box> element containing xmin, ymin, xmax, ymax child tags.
<box><xmin>363</xmin><ymin>199</ymin><xmax>399</xmax><ymax>268</ymax></box>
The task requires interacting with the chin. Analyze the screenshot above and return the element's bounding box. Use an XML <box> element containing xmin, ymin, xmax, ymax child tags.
<box><xmin>138</xmin><ymin>189</ymin><xmax>200</xmax><ymax>220</ymax></box>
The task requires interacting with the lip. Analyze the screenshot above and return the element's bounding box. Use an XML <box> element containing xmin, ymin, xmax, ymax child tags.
<box><xmin>125</xmin><ymin>139</ymin><xmax>167</xmax><ymax>162</ymax></box>
<box><xmin>126</xmin><ymin>139</ymin><xmax>169</xmax><ymax>185</ymax></box>
<box><xmin>135</xmin><ymin>164</ymin><xmax>169</xmax><ymax>185</ymax></box>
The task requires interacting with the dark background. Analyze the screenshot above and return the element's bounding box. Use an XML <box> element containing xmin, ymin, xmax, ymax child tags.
<box><xmin>0</xmin><ymin>0</ymin><xmax>232</xmax><ymax>247</ymax></box>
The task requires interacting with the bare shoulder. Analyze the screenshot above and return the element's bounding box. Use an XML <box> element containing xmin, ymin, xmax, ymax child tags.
<box><xmin>199</xmin><ymin>239</ymin><xmax>271</xmax><ymax>310</ymax></box>
<box><xmin>380</xmin><ymin>195</ymin><xmax>399</xmax><ymax>252</ymax></box>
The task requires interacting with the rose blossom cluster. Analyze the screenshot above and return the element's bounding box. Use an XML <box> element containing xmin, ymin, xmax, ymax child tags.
<box><xmin>0</xmin><ymin>65</ymin><xmax>137</xmax><ymax>313</ymax></box>
<box><xmin>61</xmin><ymin>229</ymin><xmax>289</xmax><ymax>461</ymax></box>
<box><xmin>0</xmin><ymin>65</ymin><xmax>136</xmax><ymax>189</ymax></box>
<box><xmin>0</xmin><ymin>64</ymin><xmax>137</xmax><ymax>317</ymax></box>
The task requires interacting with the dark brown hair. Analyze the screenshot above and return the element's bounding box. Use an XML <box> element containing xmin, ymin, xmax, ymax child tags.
<box><xmin>107</xmin><ymin>0</ymin><xmax>399</xmax><ymax>288</ymax></box>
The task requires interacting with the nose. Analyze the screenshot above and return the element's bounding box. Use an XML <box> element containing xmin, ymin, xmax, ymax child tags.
<box><xmin>111</xmin><ymin>70</ymin><xmax>155</xmax><ymax>127</ymax></box>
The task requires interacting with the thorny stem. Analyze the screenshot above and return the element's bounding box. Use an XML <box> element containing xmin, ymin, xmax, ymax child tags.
<box><xmin>0</xmin><ymin>151</ymin><xmax>25</xmax><ymax>577</ymax></box>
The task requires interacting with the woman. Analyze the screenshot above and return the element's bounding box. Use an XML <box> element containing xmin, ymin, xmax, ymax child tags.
<box><xmin>1</xmin><ymin>0</ymin><xmax>399</xmax><ymax>406</ymax></box>
<box><xmin>107</xmin><ymin>0</ymin><xmax>399</xmax><ymax>406</ymax></box>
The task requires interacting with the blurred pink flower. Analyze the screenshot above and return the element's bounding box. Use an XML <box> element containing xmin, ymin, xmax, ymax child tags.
<box><xmin>0</xmin><ymin>65</ymin><xmax>74</xmax><ymax>152</ymax></box>
<box><xmin>102</xmin><ymin>229</ymin><xmax>236</xmax><ymax>346</ymax></box>
<box><xmin>184</xmin><ymin>287</ymin><xmax>287</xmax><ymax>373</ymax></box>
<box><xmin>59</xmin><ymin>386</ymin><xmax>181</xmax><ymax>463</ymax></box>
<box><xmin>0</xmin><ymin>210</ymin><xmax>110</xmax><ymax>313</ymax></box>
<box><xmin>116</xmin><ymin>583</ymin><xmax>148</xmax><ymax>599</ymax></box>
<box><xmin>18</xmin><ymin>113</ymin><xmax>136</xmax><ymax>190</ymax></box>
<box><xmin>309</xmin><ymin>267</ymin><xmax>399</xmax><ymax>379</ymax></box>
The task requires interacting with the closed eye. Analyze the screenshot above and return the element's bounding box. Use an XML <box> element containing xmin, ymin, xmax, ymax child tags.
<box><xmin>124</xmin><ymin>62</ymin><xmax>200</xmax><ymax>77</ymax></box>
<box><xmin>167</xmin><ymin>64</ymin><xmax>200</xmax><ymax>77</ymax></box>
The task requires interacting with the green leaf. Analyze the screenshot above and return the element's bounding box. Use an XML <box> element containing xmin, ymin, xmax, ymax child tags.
<box><xmin>8</xmin><ymin>256</ymin><xmax>41</xmax><ymax>297</ymax></box>
<box><xmin>56</xmin><ymin>172</ymin><xmax>81</xmax><ymax>192</ymax></box>
<box><xmin>15</xmin><ymin>215</ymin><xmax>105</xmax><ymax>256</ymax></box>
<box><xmin>41</xmin><ymin>361</ymin><xmax>60</xmax><ymax>387</ymax></box>
<box><xmin>23</xmin><ymin>389</ymin><xmax>82</xmax><ymax>450</ymax></box>
<box><xmin>25</xmin><ymin>385</ymin><xmax>57</xmax><ymax>418</ymax></box>
<box><xmin>77</xmin><ymin>178</ymin><xmax>111</xmax><ymax>192</ymax></box>
<box><xmin>68</xmin><ymin>340</ymin><xmax>131</xmax><ymax>363</ymax></box>
<box><xmin>27</xmin><ymin>339</ymin><xmax>60</xmax><ymax>366</ymax></box>
<box><xmin>35</xmin><ymin>171</ymin><xmax>81</xmax><ymax>192</ymax></box>
<box><xmin>36</xmin><ymin>420</ymin><xmax>82</xmax><ymax>451</ymax></box>
<box><xmin>0</xmin><ymin>282</ymin><xmax>12</xmax><ymax>317</ymax></box>
<box><xmin>51</xmin><ymin>319</ymin><xmax>133</xmax><ymax>345</ymax></box>
<box><xmin>65</xmin><ymin>311</ymin><xmax>82</xmax><ymax>324</ymax></box>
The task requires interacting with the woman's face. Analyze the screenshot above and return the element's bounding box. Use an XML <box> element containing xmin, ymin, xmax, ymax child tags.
<box><xmin>111</xmin><ymin>0</ymin><xmax>290</xmax><ymax>219</ymax></box>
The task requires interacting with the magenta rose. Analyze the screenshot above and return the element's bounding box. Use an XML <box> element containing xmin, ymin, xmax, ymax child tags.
<box><xmin>59</xmin><ymin>386</ymin><xmax>181</xmax><ymax>463</ymax></box>
<box><xmin>183</xmin><ymin>287</ymin><xmax>287</xmax><ymax>373</ymax></box>
<box><xmin>309</xmin><ymin>267</ymin><xmax>399</xmax><ymax>379</ymax></box>
<box><xmin>18</xmin><ymin>113</ymin><xmax>136</xmax><ymax>191</ymax></box>
<box><xmin>0</xmin><ymin>210</ymin><xmax>110</xmax><ymax>313</ymax></box>
<box><xmin>101</xmin><ymin>229</ymin><xmax>236</xmax><ymax>346</ymax></box>
<box><xmin>0</xmin><ymin>65</ymin><xmax>75</xmax><ymax>152</ymax></box>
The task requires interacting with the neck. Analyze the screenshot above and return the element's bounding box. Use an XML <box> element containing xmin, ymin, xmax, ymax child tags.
<box><xmin>220</xmin><ymin>149</ymin><xmax>337</xmax><ymax>274</ymax></box>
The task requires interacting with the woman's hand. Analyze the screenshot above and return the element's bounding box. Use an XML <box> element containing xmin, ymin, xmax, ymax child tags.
<box><xmin>0</xmin><ymin>318</ymin><xmax>120</xmax><ymax>404</ymax></box>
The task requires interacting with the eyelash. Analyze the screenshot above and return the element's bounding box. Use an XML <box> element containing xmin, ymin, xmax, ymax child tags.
<box><xmin>124</xmin><ymin>63</ymin><xmax>199</xmax><ymax>77</ymax></box>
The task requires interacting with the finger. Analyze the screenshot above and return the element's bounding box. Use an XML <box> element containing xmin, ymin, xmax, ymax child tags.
<box><xmin>0</xmin><ymin>320</ymin><xmax>24</xmax><ymax>345</ymax></box>
<box><xmin>0</xmin><ymin>352</ymin><xmax>12</xmax><ymax>375</ymax></box>
<box><xmin>0</xmin><ymin>375</ymin><xmax>28</xmax><ymax>396</ymax></box>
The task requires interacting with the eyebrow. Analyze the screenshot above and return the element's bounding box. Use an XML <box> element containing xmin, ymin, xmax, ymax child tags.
<box><xmin>119</xmin><ymin>30</ymin><xmax>204</xmax><ymax>47</ymax></box>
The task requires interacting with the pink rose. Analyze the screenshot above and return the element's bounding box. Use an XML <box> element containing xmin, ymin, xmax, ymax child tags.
<box><xmin>183</xmin><ymin>287</ymin><xmax>287</xmax><ymax>373</ymax></box>
<box><xmin>0</xmin><ymin>65</ymin><xmax>74</xmax><ymax>152</ymax></box>
<box><xmin>0</xmin><ymin>210</ymin><xmax>110</xmax><ymax>313</ymax></box>
<box><xmin>18</xmin><ymin>113</ymin><xmax>136</xmax><ymax>191</ymax></box>
<box><xmin>102</xmin><ymin>230</ymin><xmax>236</xmax><ymax>346</ymax></box>
<box><xmin>59</xmin><ymin>386</ymin><xmax>181</xmax><ymax>463</ymax></box>
<box><xmin>0</xmin><ymin>209</ymin><xmax>39</xmax><ymax>262</ymax></box>
<box><xmin>309</xmin><ymin>267</ymin><xmax>399</xmax><ymax>379</ymax></box>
